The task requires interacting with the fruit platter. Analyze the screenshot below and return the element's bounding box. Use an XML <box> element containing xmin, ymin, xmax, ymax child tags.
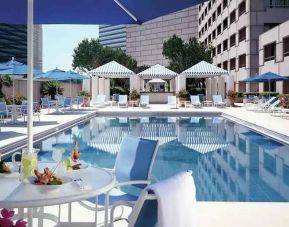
<box><xmin>0</xmin><ymin>161</ymin><xmax>11</xmax><ymax>174</ymax></box>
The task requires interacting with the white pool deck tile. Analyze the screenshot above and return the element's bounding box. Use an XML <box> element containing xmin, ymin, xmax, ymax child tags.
<box><xmin>2</xmin><ymin>104</ymin><xmax>289</xmax><ymax>227</ymax></box>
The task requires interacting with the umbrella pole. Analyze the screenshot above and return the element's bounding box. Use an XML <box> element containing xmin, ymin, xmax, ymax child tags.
<box><xmin>70</xmin><ymin>79</ymin><xmax>72</xmax><ymax>97</ymax></box>
<box><xmin>27</xmin><ymin>0</ymin><xmax>34</xmax><ymax>151</ymax></box>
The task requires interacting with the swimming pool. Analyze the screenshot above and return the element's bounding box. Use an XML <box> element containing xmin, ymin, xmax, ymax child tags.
<box><xmin>34</xmin><ymin>115</ymin><xmax>289</xmax><ymax>202</ymax></box>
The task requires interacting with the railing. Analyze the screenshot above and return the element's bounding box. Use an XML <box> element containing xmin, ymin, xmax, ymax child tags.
<box><xmin>266</xmin><ymin>0</ymin><xmax>289</xmax><ymax>8</ymax></box>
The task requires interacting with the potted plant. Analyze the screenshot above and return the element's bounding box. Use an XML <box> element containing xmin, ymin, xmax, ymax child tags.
<box><xmin>280</xmin><ymin>95</ymin><xmax>289</xmax><ymax>109</ymax></box>
<box><xmin>129</xmin><ymin>89</ymin><xmax>139</xmax><ymax>101</ymax></box>
<box><xmin>79</xmin><ymin>90</ymin><xmax>90</xmax><ymax>107</ymax></box>
<box><xmin>227</xmin><ymin>90</ymin><xmax>237</xmax><ymax>107</ymax></box>
<box><xmin>177</xmin><ymin>89</ymin><xmax>189</xmax><ymax>107</ymax></box>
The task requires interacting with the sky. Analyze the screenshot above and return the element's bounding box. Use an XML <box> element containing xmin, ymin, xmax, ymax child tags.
<box><xmin>43</xmin><ymin>25</ymin><xmax>99</xmax><ymax>71</ymax></box>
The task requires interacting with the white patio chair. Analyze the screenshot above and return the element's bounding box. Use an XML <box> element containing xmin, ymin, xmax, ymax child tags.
<box><xmin>139</xmin><ymin>95</ymin><xmax>149</xmax><ymax>108</ymax></box>
<box><xmin>190</xmin><ymin>95</ymin><xmax>202</xmax><ymax>108</ymax></box>
<box><xmin>118</xmin><ymin>95</ymin><xmax>128</xmax><ymax>108</ymax></box>
<box><xmin>94</xmin><ymin>95</ymin><xmax>106</xmax><ymax>107</ymax></box>
<box><xmin>212</xmin><ymin>95</ymin><xmax>226</xmax><ymax>108</ymax></box>
<box><xmin>167</xmin><ymin>96</ymin><xmax>177</xmax><ymax>109</ymax></box>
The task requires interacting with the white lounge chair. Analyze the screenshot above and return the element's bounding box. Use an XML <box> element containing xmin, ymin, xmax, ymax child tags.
<box><xmin>190</xmin><ymin>95</ymin><xmax>202</xmax><ymax>108</ymax></box>
<box><xmin>212</xmin><ymin>95</ymin><xmax>226</xmax><ymax>108</ymax></box>
<box><xmin>118</xmin><ymin>95</ymin><xmax>128</xmax><ymax>108</ymax></box>
<box><xmin>168</xmin><ymin>96</ymin><xmax>177</xmax><ymax>109</ymax></box>
<box><xmin>247</xmin><ymin>97</ymin><xmax>277</xmax><ymax>111</ymax></box>
<box><xmin>94</xmin><ymin>95</ymin><xmax>106</xmax><ymax>107</ymax></box>
<box><xmin>139</xmin><ymin>95</ymin><xmax>149</xmax><ymax>108</ymax></box>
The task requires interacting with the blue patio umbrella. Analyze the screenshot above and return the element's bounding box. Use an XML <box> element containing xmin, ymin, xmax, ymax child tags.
<box><xmin>0</xmin><ymin>0</ymin><xmax>208</xmax><ymax>156</ymax></box>
<box><xmin>0</xmin><ymin>58</ymin><xmax>42</xmax><ymax>123</ymax></box>
<box><xmin>36</xmin><ymin>69</ymin><xmax>88</xmax><ymax>96</ymax></box>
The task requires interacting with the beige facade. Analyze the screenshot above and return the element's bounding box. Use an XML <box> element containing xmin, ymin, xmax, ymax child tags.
<box><xmin>198</xmin><ymin>0</ymin><xmax>289</xmax><ymax>92</ymax></box>
<box><xmin>259</xmin><ymin>19</ymin><xmax>289</xmax><ymax>94</ymax></box>
<box><xmin>126</xmin><ymin>6</ymin><xmax>199</xmax><ymax>66</ymax></box>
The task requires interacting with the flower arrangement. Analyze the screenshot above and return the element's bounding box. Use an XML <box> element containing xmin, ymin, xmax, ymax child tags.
<box><xmin>176</xmin><ymin>89</ymin><xmax>189</xmax><ymax>98</ymax></box>
<box><xmin>0</xmin><ymin>208</ymin><xmax>27</xmax><ymax>227</ymax></box>
<box><xmin>129</xmin><ymin>89</ymin><xmax>139</xmax><ymax>100</ymax></box>
<box><xmin>280</xmin><ymin>95</ymin><xmax>289</xmax><ymax>108</ymax></box>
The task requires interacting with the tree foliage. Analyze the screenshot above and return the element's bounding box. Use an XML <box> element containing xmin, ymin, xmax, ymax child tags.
<box><xmin>72</xmin><ymin>38</ymin><xmax>139</xmax><ymax>73</ymax></box>
<box><xmin>162</xmin><ymin>35</ymin><xmax>212</xmax><ymax>74</ymax></box>
<box><xmin>0</xmin><ymin>75</ymin><xmax>13</xmax><ymax>98</ymax></box>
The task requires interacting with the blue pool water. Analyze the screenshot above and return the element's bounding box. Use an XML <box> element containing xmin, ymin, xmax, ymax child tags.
<box><xmin>34</xmin><ymin>116</ymin><xmax>289</xmax><ymax>202</ymax></box>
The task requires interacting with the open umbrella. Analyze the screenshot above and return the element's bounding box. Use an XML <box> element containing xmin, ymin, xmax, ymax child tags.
<box><xmin>36</xmin><ymin>68</ymin><xmax>88</xmax><ymax>97</ymax></box>
<box><xmin>0</xmin><ymin>57</ymin><xmax>42</xmax><ymax>123</ymax></box>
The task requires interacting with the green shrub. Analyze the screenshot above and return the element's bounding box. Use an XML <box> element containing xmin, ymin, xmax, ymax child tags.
<box><xmin>79</xmin><ymin>90</ymin><xmax>89</xmax><ymax>96</ymax></box>
<box><xmin>243</xmin><ymin>92</ymin><xmax>279</xmax><ymax>97</ymax></box>
<box><xmin>5</xmin><ymin>96</ymin><xmax>27</xmax><ymax>105</ymax></box>
<box><xmin>188</xmin><ymin>88</ymin><xmax>206</xmax><ymax>95</ymax></box>
<box><xmin>110</xmin><ymin>86</ymin><xmax>128</xmax><ymax>95</ymax></box>
<box><xmin>177</xmin><ymin>89</ymin><xmax>189</xmax><ymax>98</ymax></box>
<box><xmin>235</xmin><ymin>92</ymin><xmax>244</xmax><ymax>97</ymax></box>
<box><xmin>129</xmin><ymin>88</ymin><xmax>140</xmax><ymax>100</ymax></box>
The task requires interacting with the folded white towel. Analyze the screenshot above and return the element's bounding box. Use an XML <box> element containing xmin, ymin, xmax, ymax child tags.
<box><xmin>147</xmin><ymin>171</ymin><xmax>196</xmax><ymax>227</ymax></box>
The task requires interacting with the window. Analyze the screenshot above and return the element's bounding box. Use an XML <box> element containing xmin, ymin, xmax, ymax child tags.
<box><xmin>212</xmin><ymin>47</ymin><xmax>216</xmax><ymax>57</ymax></box>
<box><xmin>205</xmin><ymin>23</ymin><xmax>208</xmax><ymax>31</ymax></box>
<box><xmin>230</xmin><ymin>34</ymin><xmax>236</xmax><ymax>47</ymax></box>
<box><xmin>230</xmin><ymin>10</ymin><xmax>236</xmax><ymax>24</ymax></box>
<box><xmin>208</xmin><ymin>34</ymin><xmax>212</xmax><ymax>43</ymax></box>
<box><xmin>217</xmin><ymin>24</ymin><xmax>222</xmax><ymax>35</ymax></box>
<box><xmin>208</xmin><ymin>17</ymin><xmax>212</xmax><ymax>26</ymax></box>
<box><xmin>217</xmin><ymin>5</ymin><xmax>222</xmax><ymax>16</ymax></box>
<box><xmin>223</xmin><ymin>61</ymin><xmax>228</xmax><ymax>70</ymax></box>
<box><xmin>284</xmin><ymin>36</ymin><xmax>289</xmax><ymax>57</ymax></box>
<box><xmin>223</xmin><ymin>39</ymin><xmax>228</xmax><ymax>51</ymax></box>
<box><xmin>223</xmin><ymin>17</ymin><xmax>228</xmax><ymax>30</ymax></box>
<box><xmin>217</xmin><ymin>63</ymin><xmax>222</xmax><ymax>68</ymax></box>
<box><xmin>264</xmin><ymin>23</ymin><xmax>280</xmax><ymax>32</ymax></box>
<box><xmin>212</xmin><ymin>29</ymin><xmax>216</xmax><ymax>39</ymax></box>
<box><xmin>205</xmin><ymin>7</ymin><xmax>208</xmax><ymax>15</ymax></box>
<box><xmin>199</xmin><ymin>18</ymin><xmax>201</xmax><ymax>25</ymax></box>
<box><xmin>239</xmin><ymin>1</ymin><xmax>246</xmax><ymax>16</ymax></box>
<box><xmin>223</xmin><ymin>0</ymin><xmax>228</xmax><ymax>9</ymax></box>
<box><xmin>239</xmin><ymin>54</ymin><xmax>246</xmax><ymax>68</ymax></box>
<box><xmin>238</xmin><ymin>27</ymin><xmax>246</xmax><ymax>42</ymax></box>
<box><xmin>217</xmin><ymin>44</ymin><xmax>222</xmax><ymax>54</ymax></box>
<box><xmin>199</xmin><ymin>32</ymin><xmax>201</xmax><ymax>38</ymax></box>
<box><xmin>264</xmin><ymin>42</ymin><xmax>276</xmax><ymax>61</ymax></box>
<box><xmin>230</xmin><ymin>58</ymin><xmax>236</xmax><ymax>70</ymax></box>
<box><xmin>212</xmin><ymin>11</ymin><xmax>216</xmax><ymax>21</ymax></box>
<box><xmin>204</xmin><ymin>38</ymin><xmax>208</xmax><ymax>46</ymax></box>
<box><xmin>208</xmin><ymin>1</ymin><xmax>212</xmax><ymax>10</ymax></box>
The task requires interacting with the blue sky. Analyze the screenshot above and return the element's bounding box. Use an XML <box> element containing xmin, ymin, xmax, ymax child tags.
<box><xmin>43</xmin><ymin>25</ymin><xmax>99</xmax><ymax>71</ymax></box>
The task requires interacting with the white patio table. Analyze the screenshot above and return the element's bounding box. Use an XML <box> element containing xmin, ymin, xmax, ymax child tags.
<box><xmin>0</xmin><ymin>162</ymin><xmax>115</xmax><ymax>227</ymax></box>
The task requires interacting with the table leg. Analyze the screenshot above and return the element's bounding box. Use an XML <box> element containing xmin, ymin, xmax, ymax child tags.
<box><xmin>104</xmin><ymin>192</ymin><xmax>110</xmax><ymax>227</ymax></box>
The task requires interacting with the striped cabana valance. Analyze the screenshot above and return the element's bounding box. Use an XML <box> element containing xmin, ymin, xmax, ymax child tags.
<box><xmin>90</xmin><ymin>60</ymin><xmax>134</xmax><ymax>78</ymax></box>
<box><xmin>138</xmin><ymin>64</ymin><xmax>177</xmax><ymax>79</ymax></box>
<box><xmin>181</xmin><ymin>61</ymin><xmax>229</xmax><ymax>78</ymax></box>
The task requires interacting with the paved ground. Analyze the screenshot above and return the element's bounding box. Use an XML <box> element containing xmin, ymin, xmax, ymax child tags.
<box><xmin>2</xmin><ymin>104</ymin><xmax>289</xmax><ymax>227</ymax></box>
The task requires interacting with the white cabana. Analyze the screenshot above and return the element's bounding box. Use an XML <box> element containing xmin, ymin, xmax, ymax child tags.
<box><xmin>89</xmin><ymin>61</ymin><xmax>134</xmax><ymax>104</ymax></box>
<box><xmin>148</xmin><ymin>78</ymin><xmax>166</xmax><ymax>83</ymax></box>
<box><xmin>180</xmin><ymin>61</ymin><xmax>229</xmax><ymax>98</ymax></box>
<box><xmin>138</xmin><ymin>64</ymin><xmax>177</xmax><ymax>79</ymax></box>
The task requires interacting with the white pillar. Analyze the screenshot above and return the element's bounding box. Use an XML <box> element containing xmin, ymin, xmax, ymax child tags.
<box><xmin>91</xmin><ymin>76</ymin><xmax>99</xmax><ymax>104</ymax></box>
<box><xmin>105</xmin><ymin>78</ymin><xmax>110</xmax><ymax>99</ymax></box>
<box><xmin>140</xmin><ymin>78</ymin><xmax>145</xmax><ymax>91</ymax></box>
<box><xmin>226</xmin><ymin>75</ymin><xmax>234</xmax><ymax>92</ymax></box>
<box><xmin>99</xmin><ymin>77</ymin><xmax>105</xmax><ymax>95</ymax></box>
<box><xmin>206</xmin><ymin>78</ymin><xmax>212</xmax><ymax>100</ymax></box>
<box><xmin>130</xmin><ymin>75</ymin><xmax>140</xmax><ymax>92</ymax></box>
<box><xmin>218</xmin><ymin>77</ymin><xmax>225</xmax><ymax>97</ymax></box>
<box><xmin>82</xmin><ymin>77</ymin><xmax>91</xmax><ymax>93</ymax></box>
<box><xmin>177</xmin><ymin>74</ymin><xmax>186</xmax><ymax>92</ymax></box>
<box><xmin>211</xmin><ymin>78</ymin><xmax>217</xmax><ymax>97</ymax></box>
<box><xmin>170</xmin><ymin>78</ymin><xmax>175</xmax><ymax>92</ymax></box>
<box><xmin>259</xmin><ymin>82</ymin><xmax>264</xmax><ymax>92</ymax></box>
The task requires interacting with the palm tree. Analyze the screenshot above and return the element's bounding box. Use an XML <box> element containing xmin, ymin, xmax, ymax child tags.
<box><xmin>0</xmin><ymin>75</ymin><xmax>12</xmax><ymax>99</ymax></box>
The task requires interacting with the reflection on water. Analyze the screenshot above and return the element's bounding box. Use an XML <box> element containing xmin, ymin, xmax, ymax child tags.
<box><xmin>35</xmin><ymin>116</ymin><xmax>289</xmax><ymax>202</ymax></box>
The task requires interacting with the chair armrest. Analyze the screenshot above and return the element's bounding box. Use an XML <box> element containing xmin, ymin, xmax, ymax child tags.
<box><xmin>114</xmin><ymin>180</ymin><xmax>150</xmax><ymax>188</ymax></box>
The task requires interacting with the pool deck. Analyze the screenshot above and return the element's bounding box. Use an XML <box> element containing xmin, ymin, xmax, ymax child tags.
<box><xmin>1</xmin><ymin>104</ymin><xmax>289</xmax><ymax>227</ymax></box>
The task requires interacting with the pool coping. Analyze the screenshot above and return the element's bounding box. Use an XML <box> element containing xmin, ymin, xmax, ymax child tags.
<box><xmin>222</xmin><ymin>113</ymin><xmax>289</xmax><ymax>146</ymax></box>
<box><xmin>0</xmin><ymin>112</ymin><xmax>97</xmax><ymax>158</ymax></box>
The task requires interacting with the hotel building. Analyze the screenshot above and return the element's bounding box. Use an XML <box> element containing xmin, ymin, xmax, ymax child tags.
<box><xmin>99</xmin><ymin>25</ymin><xmax>126</xmax><ymax>51</ymax></box>
<box><xmin>0</xmin><ymin>24</ymin><xmax>43</xmax><ymax>70</ymax></box>
<box><xmin>198</xmin><ymin>0</ymin><xmax>289</xmax><ymax>92</ymax></box>
<box><xmin>126</xmin><ymin>6</ymin><xmax>199</xmax><ymax>66</ymax></box>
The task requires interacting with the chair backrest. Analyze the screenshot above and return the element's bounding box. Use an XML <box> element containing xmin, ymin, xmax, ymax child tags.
<box><xmin>64</xmin><ymin>97</ymin><xmax>72</xmax><ymax>106</ymax></box>
<box><xmin>264</xmin><ymin>96</ymin><xmax>277</xmax><ymax>105</ymax></box>
<box><xmin>190</xmin><ymin>95</ymin><xmax>200</xmax><ymax>104</ymax></box>
<box><xmin>20</xmin><ymin>101</ymin><xmax>38</xmax><ymax>113</ymax></box>
<box><xmin>41</xmin><ymin>97</ymin><xmax>49</xmax><ymax>106</ymax></box>
<box><xmin>167</xmin><ymin>96</ymin><xmax>176</xmax><ymax>105</ymax></box>
<box><xmin>77</xmin><ymin>96</ymin><xmax>84</xmax><ymax>104</ymax></box>
<box><xmin>0</xmin><ymin>102</ymin><xmax>7</xmax><ymax>112</ymax></box>
<box><xmin>128</xmin><ymin>190</ymin><xmax>158</xmax><ymax>227</ymax></box>
<box><xmin>212</xmin><ymin>95</ymin><xmax>222</xmax><ymax>103</ymax></box>
<box><xmin>270</xmin><ymin>99</ymin><xmax>280</xmax><ymax>108</ymax></box>
<box><xmin>119</xmin><ymin>95</ymin><xmax>128</xmax><ymax>103</ymax></box>
<box><xmin>114</xmin><ymin>136</ymin><xmax>159</xmax><ymax>188</ymax></box>
<box><xmin>112</xmin><ymin>94</ymin><xmax>120</xmax><ymax>102</ymax></box>
<box><xmin>198</xmin><ymin>94</ymin><xmax>205</xmax><ymax>102</ymax></box>
<box><xmin>140</xmin><ymin>95</ymin><xmax>149</xmax><ymax>104</ymax></box>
